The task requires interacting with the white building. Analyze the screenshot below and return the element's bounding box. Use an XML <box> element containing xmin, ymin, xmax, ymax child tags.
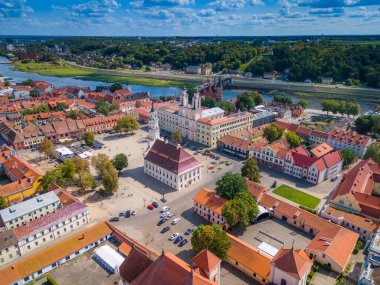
<box><xmin>157</xmin><ymin>88</ymin><xmax>224</xmax><ymax>142</ymax></box>
<box><xmin>144</xmin><ymin>139</ymin><xmax>202</xmax><ymax>190</ymax></box>
<box><xmin>0</xmin><ymin>191</ymin><xmax>60</xmax><ymax>229</ymax></box>
<box><xmin>327</xmin><ymin>129</ymin><xmax>373</xmax><ymax>158</ymax></box>
<box><xmin>270</xmin><ymin>248</ymin><xmax>312</xmax><ymax>285</ymax></box>
<box><xmin>148</xmin><ymin>102</ymin><xmax>160</xmax><ymax>141</ymax></box>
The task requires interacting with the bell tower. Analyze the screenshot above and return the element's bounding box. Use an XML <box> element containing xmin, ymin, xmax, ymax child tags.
<box><xmin>148</xmin><ymin>101</ymin><xmax>160</xmax><ymax>141</ymax></box>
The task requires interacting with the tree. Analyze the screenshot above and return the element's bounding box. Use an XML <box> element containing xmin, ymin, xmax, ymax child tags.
<box><xmin>191</xmin><ymin>225</ymin><xmax>231</xmax><ymax>261</ymax></box>
<box><xmin>57</xmin><ymin>159</ymin><xmax>76</xmax><ymax>182</ymax></box>
<box><xmin>241</xmin><ymin>157</ymin><xmax>260</xmax><ymax>182</ymax></box>
<box><xmin>72</xmin><ymin>157</ymin><xmax>90</xmax><ymax>173</ymax></box>
<box><xmin>38</xmin><ymin>139</ymin><xmax>54</xmax><ymax>158</ymax></box>
<box><xmin>273</xmin><ymin>95</ymin><xmax>292</xmax><ymax>104</ymax></box>
<box><xmin>298</xmin><ymin>99</ymin><xmax>308</xmax><ymax>109</ymax></box>
<box><xmin>66</xmin><ymin>110</ymin><xmax>79</xmax><ymax>119</ymax></box>
<box><xmin>112</xmin><ymin>153</ymin><xmax>128</xmax><ymax>173</ymax></box>
<box><xmin>92</xmin><ymin>153</ymin><xmax>110</xmax><ymax>177</ymax></box>
<box><xmin>355</xmin><ymin>115</ymin><xmax>380</xmax><ymax>135</ymax></box>
<box><xmin>0</xmin><ymin>196</ymin><xmax>8</xmax><ymax>210</ymax></box>
<box><xmin>222</xmin><ymin>191</ymin><xmax>259</xmax><ymax>228</ymax></box>
<box><xmin>364</xmin><ymin>143</ymin><xmax>380</xmax><ymax>164</ymax></box>
<box><xmin>83</xmin><ymin>131</ymin><xmax>95</xmax><ymax>146</ymax></box>
<box><xmin>95</xmin><ymin>100</ymin><xmax>110</xmax><ymax>116</ymax></box>
<box><xmin>263</xmin><ymin>124</ymin><xmax>284</xmax><ymax>143</ymax></box>
<box><xmin>110</xmin><ymin>102</ymin><xmax>120</xmax><ymax>112</ymax></box>
<box><xmin>115</xmin><ymin>116</ymin><xmax>140</xmax><ymax>134</ymax></box>
<box><xmin>40</xmin><ymin>169</ymin><xmax>60</xmax><ymax>191</ymax></box>
<box><xmin>78</xmin><ymin>171</ymin><xmax>96</xmax><ymax>193</ymax></box>
<box><xmin>110</xmin><ymin>83</ymin><xmax>123</xmax><ymax>93</ymax></box>
<box><xmin>236</xmin><ymin>91</ymin><xmax>263</xmax><ymax>111</ymax></box>
<box><xmin>340</xmin><ymin>148</ymin><xmax>358</xmax><ymax>166</ymax></box>
<box><xmin>215</xmin><ymin>172</ymin><xmax>247</xmax><ymax>200</ymax></box>
<box><xmin>218</xmin><ymin>100</ymin><xmax>236</xmax><ymax>114</ymax></box>
<box><xmin>284</xmin><ymin>131</ymin><xmax>301</xmax><ymax>148</ymax></box>
<box><xmin>101</xmin><ymin>161</ymin><xmax>119</xmax><ymax>195</ymax></box>
<box><xmin>172</xmin><ymin>129</ymin><xmax>182</xmax><ymax>144</ymax></box>
<box><xmin>201</xmin><ymin>96</ymin><xmax>216</xmax><ymax>108</ymax></box>
<box><xmin>135</xmin><ymin>100</ymin><xmax>142</xmax><ymax>108</ymax></box>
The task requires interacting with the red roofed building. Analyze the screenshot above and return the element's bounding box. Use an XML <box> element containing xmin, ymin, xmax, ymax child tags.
<box><xmin>284</xmin><ymin>145</ymin><xmax>343</xmax><ymax>184</ymax></box>
<box><xmin>144</xmin><ymin>139</ymin><xmax>202</xmax><ymax>190</ymax></box>
<box><xmin>191</xmin><ymin>249</ymin><xmax>222</xmax><ymax>284</ymax></box>
<box><xmin>330</xmin><ymin>159</ymin><xmax>380</xmax><ymax>221</ymax></box>
<box><xmin>327</xmin><ymin>129</ymin><xmax>373</xmax><ymax>158</ymax></box>
<box><xmin>270</xmin><ymin>248</ymin><xmax>312</xmax><ymax>285</ymax></box>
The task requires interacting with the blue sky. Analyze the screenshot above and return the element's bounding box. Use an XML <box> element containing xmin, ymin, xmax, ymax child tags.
<box><xmin>0</xmin><ymin>0</ymin><xmax>380</xmax><ymax>36</ymax></box>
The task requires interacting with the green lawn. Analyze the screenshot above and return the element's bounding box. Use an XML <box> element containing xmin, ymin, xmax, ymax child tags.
<box><xmin>13</xmin><ymin>61</ymin><xmax>196</xmax><ymax>88</ymax></box>
<box><xmin>273</xmin><ymin>184</ymin><xmax>321</xmax><ymax>209</ymax></box>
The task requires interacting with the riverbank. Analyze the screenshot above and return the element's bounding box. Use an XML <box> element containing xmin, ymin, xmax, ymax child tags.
<box><xmin>13</xmin><ymin>61</ymin><xmax>196</xmax><ymax>88</ymax></box>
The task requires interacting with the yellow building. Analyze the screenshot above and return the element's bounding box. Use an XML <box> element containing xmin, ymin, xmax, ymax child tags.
<box><xmin>196</xmin><ymin>112</ymin><xmax>253</xmax><ymax>148</ymax></box>
<box><xmin>0</xmin><ymin>147</ymin><xmax>43</xmax><ymax>204</ymax></box>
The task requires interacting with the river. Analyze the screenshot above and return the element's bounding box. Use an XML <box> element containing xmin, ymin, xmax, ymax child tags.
<box><xmin>0</xmin><ymin>56</ymin><xmax>375</xmax><ymax>113</ymax></box>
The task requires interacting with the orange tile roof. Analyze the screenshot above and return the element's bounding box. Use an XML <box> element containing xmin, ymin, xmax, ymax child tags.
<box><xmin>328</xmin><ymin>129</ymin><xmax>372</xmax><ymax>147</ymax></box>
<box><xmin>227</xmin><ymin>233</ymin><xmax>271</xmax><ymax>280</ymax></box>
<box><xmin>246</xmin><ymin>180</ymin><xmax>269</xmax><ymax>200</ymax></box>
<box><xmin>0</xmin><ymin>222</ymin><xmax>112</xmax><ymax>285</ymax></box>
<box><xmin>310</xmin><ymin>143</ymin><xmax>334</xmax><ymax>158</ymax></box>
<box><xmin>193</xmin><ymin>188</ymin><xmax>227</xmax><ymax>215</ymax></box>
<box><xmin>271</xmin><ymin>248</ymin><xmax>312</xmax><ymax>279</ymax></box>
<box><xmin>191</xmin><ymin>249</ymin><xmax>221</xmax><ymax>273</ymax></box>
<box><xmin>119</xmin><ymin>242</ymin><xmax>132</xmax><ymax>256</ymax></box>
<box><xmin>322</xmin><ymin>206</ymin><xmax>378</xmax><ymax>234</ymax></box>
<box><xmin>306</xmin><ymin>227</ymin><xmax>358</xmax><ymax>270</ymax></box>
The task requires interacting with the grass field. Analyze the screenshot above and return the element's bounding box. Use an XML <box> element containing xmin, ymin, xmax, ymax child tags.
<box><xmin>273</xmin><ymin>184</ymin><xmax>321</xmax><ymax>209</ymax></box>
<box><xmin>13</xmin><ymin>61</ymin><xmax>195</xmax><ymax>88</ymax></box>
<box><xmin>238</xmin><ymin>55</ymin><xmax>262</xmax><ymax>73</ymax></box>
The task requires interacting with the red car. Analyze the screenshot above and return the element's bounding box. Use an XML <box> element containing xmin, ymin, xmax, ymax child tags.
<box><xmin>147</xmin><ymin>204</ymin><xmax>155</xmax><ymax>210</ymax></box>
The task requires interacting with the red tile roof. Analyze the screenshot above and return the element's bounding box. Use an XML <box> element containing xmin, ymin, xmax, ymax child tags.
<box><xmin>328</xmin><ymin>129</ymin><xmax>372</xmax><ymax>147</ymax></box>
<box><xmin>145</xmin><ymin>140</ymin><xmax>201</xmax><ymax>175</ymax></box>
<box><xmin>193</xmin><ymin>188</ymin><xmax>227</xmax><ymax>215</ymax></box>
<box><xmin>271</xmin><ymin>248</ymin><xmax>312</xmax><ymax>279</ymax></box>
<box><xmin>191</xmin><ymin>249</ymin><xmax>221</xmax><ymax>274</ymax></box>
<box><xmin>310</xmin><ymin>143</ymin><xmax>334</xmax><ymax>158</ymax></box>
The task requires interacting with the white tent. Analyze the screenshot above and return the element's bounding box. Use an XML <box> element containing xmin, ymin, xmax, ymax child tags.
<box><xmin>94</xmin><ymin>245</ymin><xmax>125</xmax><ymax>273</ymax></box>
<box><xmin>56</xmin><ymin>147</ymin><xmax>74</xmax><ymax>156</ymax></box>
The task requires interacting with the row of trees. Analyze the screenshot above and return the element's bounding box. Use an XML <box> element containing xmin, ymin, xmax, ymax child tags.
<box><xmin>321</xmin><ymin>100</ymin><xmax>360</xmax><ymax>117</ymax></box>
<box><xmin>355</xmin><ymin>115</ymin><xmax>380</xmax><ymax>135</ymax></box>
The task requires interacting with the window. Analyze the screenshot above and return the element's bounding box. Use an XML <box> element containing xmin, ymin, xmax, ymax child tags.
<box><xmin>280</xmin><ymin>279</ymin><xmax>287</xmax><ymax>285</ymax></box>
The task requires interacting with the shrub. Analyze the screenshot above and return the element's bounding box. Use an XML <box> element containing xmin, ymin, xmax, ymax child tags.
<box><xmin>354</xmin><ymin>240</ymin><xmax>363</xmax><ymax>254</ymax></box>
<box><xmin>46</xmin><ymin>274</ymin><xmax>58</xmax><ymax>285</ymax></box>
<box><xmin>313</xmin><ymin>264</ymin><xmax>319</xmax><ymax>272</ymax></box>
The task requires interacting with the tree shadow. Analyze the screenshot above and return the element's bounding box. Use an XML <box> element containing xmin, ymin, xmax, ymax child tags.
<box><xmin>179</xmin><ymin>208</ymin><xmax>209</xmax><ymax>227</ymax></box>
<box><xmin>175</xmin><ymin>249</ymin><xmax>195</xmax><ymax>264</ymax></box>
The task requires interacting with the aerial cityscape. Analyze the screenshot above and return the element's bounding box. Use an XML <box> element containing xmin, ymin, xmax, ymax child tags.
<box><xmin>0</xmin><ymin>1</ymin><xmax>379</xmax><ymax>285</ymax></box>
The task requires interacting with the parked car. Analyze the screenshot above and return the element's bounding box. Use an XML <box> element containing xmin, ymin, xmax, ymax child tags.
<box><xmin>169</xmin><ymin>233</ymin><xmax>179</xmax><ymax>241</ymax></box>
<box><xmin>147</xmin><ymin>204</ymin><xmax>155</xmax><ymax>210</ymax></box>
<box><xmin>331</xmin><ymin>175</ymin><xmax>340</xmax><ymax>182</ymax></box>
<box><xmin>124</xmin><ymin>210</ymin><xmax>131</xmax><ymax>218</ymax></box>
<box><xmin>161</xmin><ymin>197</ymin><xmax>167</xmax><ymax>203</ymax></box>
<box><xmin>184</xmin><ymin>227</ymin><xmax>194</xmax><ymax>235</ymax></box>
<box><xmin>161</xmin><ymin>226</ymin><xmax>170</xmax><ymax>233</ymax></box>
<box><xmin>179</xmin><ymin>239</ymin><xmax>188</xmax><ymax>247</ymax></box>
<box><xmin>161</xmin><ymin>206</ymin><xmax>170</xmax><ymax>212</ymax></box>
<box><xmin>131</xmin><ymin>209</ymin><xmax>136</xmax><ymax>216</ymax></box>
<box><xmin>160</xmin><ymin>211</ymin><xmax>170</xmax><ymax>218</ymax></box>
<box><xmin>109</xmin><ymin>217</ymin><xmax>119</xmax><ymax>222</ymax></box>
<box><xmin>152</xmin><ymin>202</ymin><xmax>159</xmax><ymax>208</ymax></box>
<box><xmin>157</xmin><ymin>218</ymin><xmax>166</xmax><ymax>226</ymax></box>
<box><xmin>119</xmin><ymin>211</ymin><xmax>126</xmax><ymax>217</ymax></box>
<box><xmin>174</xmin><ymin>235</ymin><xmax>184</xmax><ymax>244</ymax></box>
<box><xmin>172</xmin><ymin>218</ymin><xmax>181</xmax><ymax>225</ymax></box>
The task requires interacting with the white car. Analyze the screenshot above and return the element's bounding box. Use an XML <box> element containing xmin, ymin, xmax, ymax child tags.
<box><xmin>172</xmin><ymin>218</ymin><xmax>181</xmax><ymax>225</ymax></box>
<box><xmin>161</xmin><ymin>206</ymin><xmax>170</xmax><ymax>212</ymax></box>
<box><xmin>160</xmin><ymin>211</ymin><xmax>170</xmax><ymax>218</ymax></box>
<box><xmin>169</xmin><ymin>232</ymin><xmax>179</xmax><ymax>241</ymax></box>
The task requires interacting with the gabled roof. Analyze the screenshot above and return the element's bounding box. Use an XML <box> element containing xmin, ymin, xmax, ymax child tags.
<box><xmin>191</xmin><ymin>249</ymin><xmax>221</xmax><ymax>274</ymax></box>
<box><xmin>311</xmin><ymin>143</ymin><xmax>334</xmax><ymax>158</ymax></box>
<box><xmin>271</xmin><ymin>248</ymin><xmax>312</xmax><ymax>279</ymax></box>
<box><xmin>130</xmin><ymin>252</ymin><xmax>217</xmax><ymax>285</ymax></box>
<box><xmin>145</xmin><ymin>140</ymin><xmax>201</xmax><ymax>175</ymax></box>
<box><xmin>193</xmin><ymin>188</ymin><xmax>227</xmax><ymax>215</ymax></box>
<box><xmin>323</xmin><ymin>151</ymin><xmax>343</xmax><ymax>168</ymax></box>
<box><xmin>227</xmin><ymin>233</ymin><xmax>271</xmax><ymax>280</ymax></box>
<box><xmin>305</xmin><ymin>227</ymin><xmax>358</xmax><ymax>270</ymax></box>
<box><xmin>0</xmin><ymin>222</ymin><xmax>112</xmax><ymax>285</ymax></box>
<box><xmin>119</xmin><ymin>247</ymin><xmax>154</xmax><ymax>283</ymax></box>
